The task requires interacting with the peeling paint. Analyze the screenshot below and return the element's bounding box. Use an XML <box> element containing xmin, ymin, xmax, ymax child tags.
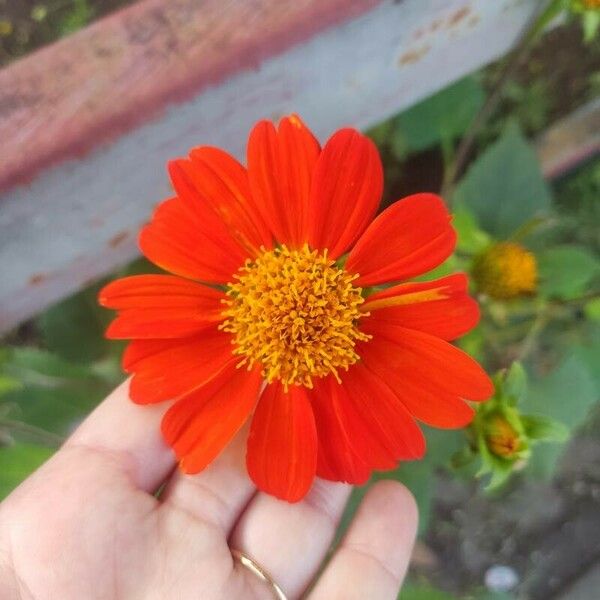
<box><xmin>448</xmin><ymin>5</ymin><xmax>471</xmax><ymax>27</ymax></box>
<box><xmin>108</xmin><ymin>231</ymin><xmax>129</xmax><ymax>248</ymax></box>
<box><xmin>430</xmin><ymin>18</ymin><xmax>443</xmax><ymax>32</ymax></box>
<box><xmin>398</xmin><ymin>44</ymin><xmax>430</xmax><ymax>66</ymax></box>
<box><xmin>29</xmin><ymin>273</ymin><xmax>47</xmax><ymax>286</ymax></box>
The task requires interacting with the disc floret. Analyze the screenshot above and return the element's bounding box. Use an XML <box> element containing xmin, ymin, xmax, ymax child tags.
<box><xmin>221</xmin><ymin>244</ymin><xmax>370</xmax><ymax>389</ymax></box>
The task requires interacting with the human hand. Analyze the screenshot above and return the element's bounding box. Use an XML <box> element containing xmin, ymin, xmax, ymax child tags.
<box><xmin>0</xmin><ymin>381</ymin><xmax>417</xmax><ymax>599</ymax></box>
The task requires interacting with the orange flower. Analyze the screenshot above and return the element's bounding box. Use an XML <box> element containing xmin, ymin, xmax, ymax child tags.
<box><xmin>99</xmin><ymin>115</ymin><xmax>493</xmax><ymax>502</ymax></box>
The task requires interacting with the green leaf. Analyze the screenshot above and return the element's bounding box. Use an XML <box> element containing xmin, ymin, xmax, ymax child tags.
<box><xmin>457</xmin><ymin>325</ymin><xmax>485</xmax><ymax>360</ymax></box>
<box><xmin>414</xmin><ymin>254</ymin><xmax>462</xmax><ymax>282</ymax></box>
<box><xmin>529</xmin><ymin>0</ymin><xmax>569</xmax><ymax>40</ymax></box>
<box><xmin>400</xmin><ymin>583</ymin><xmax>457</xmax><ymax>600</ymax></box>
<box><xmin>59</xmin><ymin>0</ymin><xmax>94</xmax><ymax>36</ymax></box>
<box><xmin>393</xmin><ymin>76</ymin><xmax>485</xmax><ymax>154</ymax></box>
<box><xmin>571</xmin><ymin>328</ymin><xmax>600</xmax><ymax>393</ymax></box>
<box><xmin>4</xmin><ymin>383</ymin><xmax>105</xmax><ymax>436</ymax></box>
<box><xmin>0</xmin><ymin>443</ymin><xmax>54</xmax><ymax>499</ymax></box>
<box><xmin>522</xmin><ymin>353</ymin><xmax>597</xmax><ymax>478</ymax></box>
<box><xmin>453</xmin><ymin>123</ymin><xmax>552</xmax><ymax>238</ymax></box>
<box><xmin>537</xmin><ymin>246</ymin><xmax>600</xmax><ymax>300</ymax></box>
<box><xmin>582</xmin><ymin>10</ymin><xmax>600</xmax><ymax>43</ymax></box>
<box><xmin>6</xmin><ymin>347</ymin><xmax>98</xmax><ymax>381</ymax></box>
<box><xmin>584</xmin><ymin>297</ymin><xmax>600</xmax><ymax>321</ymax></box>
<box><xmin>0</xmin><ymin>375</ymin><xmax>22</xmax><ymax>396</ymax></box>
<box><xmin>521</xmin><ymin>415</ymin><xmax>569</xmax><ymax>442</ymax></box>
<box><xmin>366</xmin><ymin>119</ymin><xmax>395</xmax><ymax>147</ymax></box>
<box><xmin>453</xmin><ymin>204</ymin><xmax>491</xmax><ymax>254</ymax></box>
<box><xmin>503</xmin><ymin>362</ymin><xmax>528</xmax><ymax>403</ymax></box>
<box><xmin>37</xmin><ymin>283</ymin><xmax>113</xmax><ymax>364</ymax></box>
<box><xmin>524</xmin><ymin>354</ymin><xmax>597</xmax><ymax>429</ymax></box>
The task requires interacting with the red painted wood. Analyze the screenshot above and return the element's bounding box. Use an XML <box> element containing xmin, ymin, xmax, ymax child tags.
<box><xmin>0</xmin><ymin>0</ymin><xmax>380</xmax><ymax>194</ymax></box>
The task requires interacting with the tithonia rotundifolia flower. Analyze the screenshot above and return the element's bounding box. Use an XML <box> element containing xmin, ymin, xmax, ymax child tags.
<box><xmin>99</xmin><ymin>115</ymin><xmax>493</xmax><ymax>502</ymax></box>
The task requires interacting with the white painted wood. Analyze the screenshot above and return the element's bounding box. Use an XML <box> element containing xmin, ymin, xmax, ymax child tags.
<box><xmin>0</xmin><ymin>0</ymin><xmax>539</xmax><ymax>331</ymax></box>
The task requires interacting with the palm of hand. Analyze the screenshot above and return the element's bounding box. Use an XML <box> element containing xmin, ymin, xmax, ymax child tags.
<box><xmin>0</xmin><ymin>383</ymin><xmax>416</xmax><ymax>600</ymax></box>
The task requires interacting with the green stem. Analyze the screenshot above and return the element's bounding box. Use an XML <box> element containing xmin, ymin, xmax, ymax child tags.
<box><xmin>516</xmin><ymin>310</ymin><xmax>551</xmax><ymax>362</ymax></box>
<box><xmin>442</xmin><ymin>0</ymin><xmax>559</xmax><ymax>203</ymax></box>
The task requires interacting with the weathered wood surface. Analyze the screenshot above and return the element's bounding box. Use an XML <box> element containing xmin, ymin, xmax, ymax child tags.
<box><xmin>0</xmin><ymin>0</ymin><xmax>380</xmax><ymax>194</ymax></box>
<box><xmin>535</xmin><ymin>98</ymin><xmax>600</xmax><ymax>180</ymax></box>
<box><xmin>0</xmin><ymin>0</ymin><xmax>542</xmax><ymax>332</ymax></box>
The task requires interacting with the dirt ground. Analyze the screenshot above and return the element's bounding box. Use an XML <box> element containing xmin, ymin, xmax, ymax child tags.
<box><xmin>419</xmin><ymin>423</ymin><xmax>600</xmax><ymax>598</ymax></box>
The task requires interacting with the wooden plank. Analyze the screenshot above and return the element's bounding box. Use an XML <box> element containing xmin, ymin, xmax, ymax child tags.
<box><xmin>0</xmin><ymin>0</ymin><xmax>540</xmax><ymax>332</ymax></box>
<box><xmin>0</xmin><ymin>0</ymin><xmax>380</xmax><ymax>194</ymax></box>
<box><xmin>535</xmin><ymin>98</ymin><xmax>600</xmax><ymax>180</ymax></box>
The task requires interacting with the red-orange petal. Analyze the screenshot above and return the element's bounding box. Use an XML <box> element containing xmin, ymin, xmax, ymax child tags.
<box><xmin>122</xmin><ymin>326</ymin><xmax>236</xmax><ymax>404</ymax></box>
<box><xmin>359</xmin><ymin>323</ymin><xmax>494</xmax><ymax>402</ymax></box>
<box><xmin>342</xmin><ymin>363</ymin><xmax>426</xmax><ymax>461</ymax></box>
<box><xmin>169</xmin><ymin>147</ymin><xmax>272</xmax><ymax>255</ymax></box>
<box><xmin>307</xmin><ymin>129</ymin><xmax>383</xmax><ymax>259</ymax></box>
<box><xmin>162</xmin><ymin>365</ymin><xmax>262</xmax><ymax>474</ymax></box>
<box><xmin>247</xmin><ymin>382</ymin><xmax>317</xmax><ymax>502</ymax></box>
<box><xmin>346</xmin><ymin>194</ymin><xmax>456</xmax><ymax>286</ymax></box>
<box><xmin>310</xmin><ymin>376</ymin><xmax>396</xmax><ymax>485</ymax></box>
<box><xmin>362</xmin><ymin>273</ymin><xmax>479</xmax><ymax>341</ymax></box>
<box><xmin>361</xmin><ymin>356</ymin><xmax>475</xmax><ymax>428</ymax></box>
<box><xmin>247</xmin><ymin>115</ymin><xmax>321</xmax><ymax>247</ymax></box>
<box><xmin>99</xmin><ymin>275</ymin><xmax>226</xmax><ymax>339</ymax></box>
<box><xmin>139</xmin><ymin>197</ymin><xmax>247</xmax><ymax>284</ymax></box>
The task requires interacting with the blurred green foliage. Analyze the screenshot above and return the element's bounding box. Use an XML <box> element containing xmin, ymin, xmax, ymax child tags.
<box><xmin>0</xmin><ymin>443</ymin><xmax>54</xmax><ymax>498</ymax></box>
<box><xmin>0</xmin><ymin>0</ymin><xmax>136</xmax><ymax>67</ymax></box>
<box><xmin>389</xmin><ymin>77</ymin><xmax>485</xmax><ymax>158</ymax></box>
<box><xmin>453</xmin><ymin>123</ymin><xmax>552</xmax><ymax>238</ymax></box>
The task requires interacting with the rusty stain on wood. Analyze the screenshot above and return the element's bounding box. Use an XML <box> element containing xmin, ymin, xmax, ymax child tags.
<box><xmin>448</xmin><ymin>5</ymin><xmax>471</xmax><ymax>27</ymax></box>
<box><xmin>28</xmin><ymin>273</ymin><xmax>47</xmax><ymax>286</ymax></box>
<box><xmin>108</xmin><ymin>231</ymin><xmax>129</xmax><ymax>248</ymax></box>
<box><xmin>398</xmin><ymin>45</ymin><xmax>430</xmax><ymax>66</ymax></box>
<box><xmin>430</xmin><ymin>19</ymin><xmax>443</xmax><ymax>32</ymax></box>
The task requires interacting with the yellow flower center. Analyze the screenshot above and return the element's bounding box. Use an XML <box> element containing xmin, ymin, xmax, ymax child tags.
<box><xmin>221</xmin><ymin>245</ymin><xmax>370</xmax><ymax>389</ymax></box>
<box><xmin>472</xmin><ymin>242</ymin><xmax>537</xmax><ymax>300</ymax></box>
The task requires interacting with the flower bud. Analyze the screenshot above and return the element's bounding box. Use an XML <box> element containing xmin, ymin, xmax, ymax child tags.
<box><xmin>472</xmin><ymin>242</ymin><xmax>537</xmax><ymax>300</ymax></box>
<box><xmin>484</xmin><ymin>413</ymin><xmax>524</xmax><ymax>459</ymax></box>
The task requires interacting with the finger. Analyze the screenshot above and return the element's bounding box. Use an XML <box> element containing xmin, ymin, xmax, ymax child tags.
<box><xmin>159</xmin><ymin>423</ymin><xmax>256</xmax><ymax>533</ymax></box>
<box><xmin>64</xmin><ymin>379</ymin><xmax>175</xmax><ymax>492</ymax></box>
<box><xmin>309</xmin><ymin>480</ymin><xmax>418</xmax><ymax>600</ymax></box>
<box><xmin>229</xmin><ymin>478</ymin><xmax>351</xmax><ymax>599</ymax></box>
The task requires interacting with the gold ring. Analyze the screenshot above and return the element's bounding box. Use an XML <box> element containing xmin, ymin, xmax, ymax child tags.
<box><xmin>231</xmin><ymin>549</ymin><xmax>288</xmax><ymax>600</ymax></box>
